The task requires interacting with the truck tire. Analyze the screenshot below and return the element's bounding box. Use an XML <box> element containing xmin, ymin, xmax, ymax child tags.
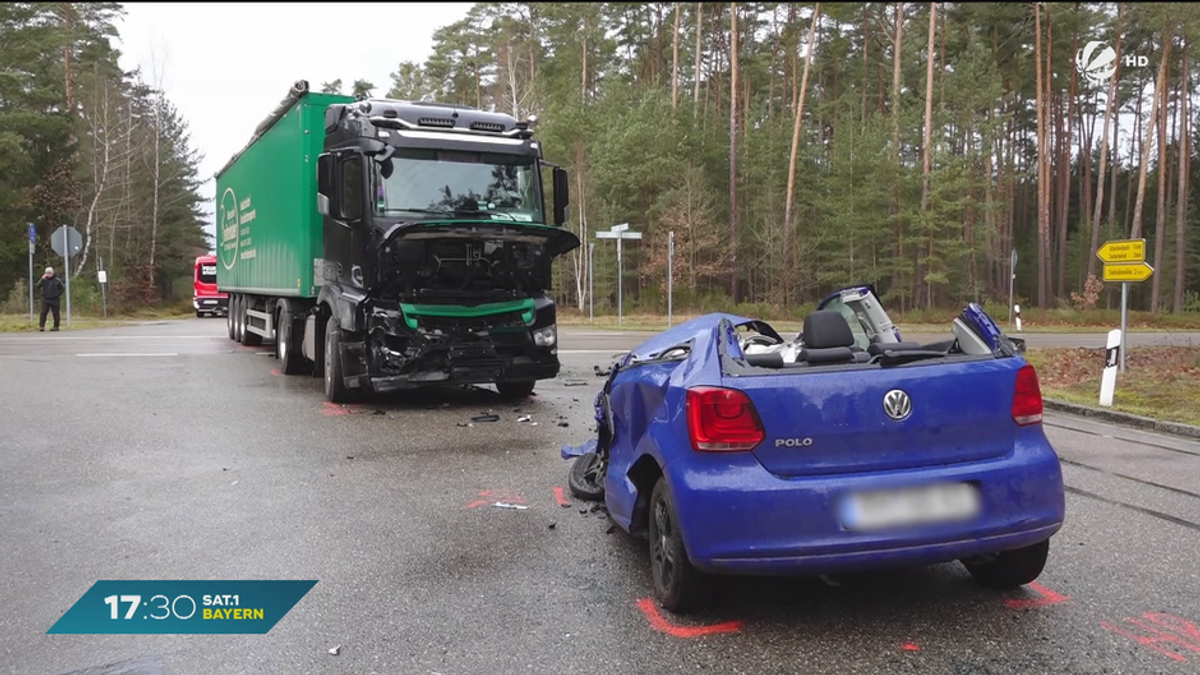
<box><xmin>241</xmin><ymin>296</ymin><xmax>262</xmax><ymax>346</ymax></box>
<box><xmin>323</xmin><ymin>315</ymin><xmax>354</xmax><ymax>403</ymax></box>
<box><xmin>233</xmin><ymin>295</ymin><xmax>244</xmax><ymax>343</ymax></box>
<box><xmin>496</xmin><ymin>380</ymin><xmax>536</xmax><ymax>399</ymax></box>
<box><xmin>962</xmin><ymin>538</ymin><xmax>1050</xmax><ymax>590</ymax></box>
<box><xmin>227</xmin><ymin>297</ymin><xmax>236</xmax><ymax>340</ymax></box>
<box><xmin>648</xmin><ymin>477</ymin><xmax>711</xmax><ymax>614</ymax></box>
<box><xmin>276</xmin><ymin>305</ymin><xmax>306</xmax><ymax>375</ymax></box>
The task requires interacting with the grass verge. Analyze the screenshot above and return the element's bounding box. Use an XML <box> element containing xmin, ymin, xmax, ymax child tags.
<box><xmin>1024</xmin><ymin>346</ymin><xmax>1200</xmax><ymax>427</ymax></box>
<box><xmin>0</xmin><ymin>306</ymin><xmax>194</xmax><ymax>333</ymax></box>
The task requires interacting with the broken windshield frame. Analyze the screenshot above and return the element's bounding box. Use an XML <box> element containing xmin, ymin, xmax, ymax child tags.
<box><xmin>373</xmin><ymin>148</ymin><xmax>544</xmax><ymax>224</ymax></box>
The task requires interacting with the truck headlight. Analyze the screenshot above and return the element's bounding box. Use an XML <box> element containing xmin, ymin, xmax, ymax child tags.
<box><xmin>192</xmin><ymin>299</ymin><xmax>199</xmax><ymax>309</ymax></box>
<box><xmin>533</xmin><ymin>324</ymin><xmax>557</xmax><ymax>347</ymax></box>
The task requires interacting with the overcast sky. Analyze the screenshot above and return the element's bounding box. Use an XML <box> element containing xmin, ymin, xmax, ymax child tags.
<box><xmin>113</xmin><ymin>2</ymin><xmax>474</xmax><ymax>249</ymax></box>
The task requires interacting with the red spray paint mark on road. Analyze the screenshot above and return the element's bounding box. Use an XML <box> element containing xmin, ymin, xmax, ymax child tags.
<box><xmin>554</xmin><ymin>486</ymin><xmax>571</xmax><ymax>507</ymax></box>
<box><xmin>465</xmin><ymin>489</ymin><xmax>526</xmax><ymax>509</ymax></box>
<box><xmin>1004</xmin><ymin>582</ymin><xmax>1070</xmax><ymax>609</ymax></box>
<box><xmin>270</xmin><ymin>369</ymin><xmax>280</xmax><ymax>376</ymax></box>
<box><xmin>635</xmin><ymin>598</ymin><xmax>741</xmax><ymax>638</ymax></box>
<box><xmin>321</xmin><ymin>402</ymin><xmax>351</xmax><ymax>417</ymax></box>
<box><xmin>1101</xmin><ymin>613</ymin><xmax>1200</xmax><ymax>663</ymax></box>
<box><xmin>901</xmin><ymin>643</ymin><xmax>920</xmax><ymax>652</ymax></box>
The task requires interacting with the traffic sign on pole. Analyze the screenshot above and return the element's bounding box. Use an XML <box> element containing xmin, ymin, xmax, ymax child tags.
<box><xmin>596</xmin><ymin>224</ymin><xmax>642</xmax><ymax>327</ymax></box>
<box><xmin>1101</xmin><ymin>262</ymin><xmax>1154</xmax><ymax>283</ymax></box>
<box><xmin>1096</xmin><ymin>239</ymin><xmax>1146</xmax><ymax>264</ymax></box>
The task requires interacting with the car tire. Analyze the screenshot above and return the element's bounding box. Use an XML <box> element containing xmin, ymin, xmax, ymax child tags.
<box><xmin>277</xmin><ymin>305</ymin><xmax>306</xmax><ymax>375</ymax></box>
<box><xmin>496</xmin><ymin>380</ymin><xmax>536</xmax><ymax>399</ymax></box>
<box><xmin>323</xmin><ymin>315</ymin><xmax>354</xmax><ymax>403</ymax></box>
<box><xmin>962</xmin><ymin>538</ymin><xmax>1050</xmax><ymax>590</ymax></box>
<box><xmin>648</xmin><ymin>477</ymin><xmax>710</xmax><ymax>614</ymax></box>
<box><xmin>568</xmin><ymin>451</ymin><xmax>606</xmax><ymax>502</ymax></box>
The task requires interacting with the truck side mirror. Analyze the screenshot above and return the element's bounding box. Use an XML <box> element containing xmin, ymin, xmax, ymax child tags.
<box><xmin>552</xmin><ymin>167</ymin><xmax>570</xmax><ymax>227</ymax></box>
<box><xmin>317</xmin><ymin>153</ymin><xmax>335</xmax><ymax>216</ymax></box>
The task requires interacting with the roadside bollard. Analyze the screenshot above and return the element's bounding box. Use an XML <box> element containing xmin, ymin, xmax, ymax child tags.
<box><xmin>1014</xmin><ymin>304</ymin><xmax>1023</xmax><ymax>332</ymax></box>
<box><xmin>1099</xmin><ymin>329</ymin><xmax>1120</xmax><ymax>407</ymax></box>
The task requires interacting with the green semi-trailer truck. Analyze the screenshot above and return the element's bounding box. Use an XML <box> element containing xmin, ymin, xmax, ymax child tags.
<box><xmin>215</xmin><ymin>80</ymin><xmax>580</xmax><ymax>402</ymax></box>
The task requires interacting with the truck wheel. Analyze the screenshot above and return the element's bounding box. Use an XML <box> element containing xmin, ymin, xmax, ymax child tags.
<box><xmin>227</xmin><ymin>297</ymin><xmax>236</xmax><ymax>340</ymax></box>
<box><xmin>241</xmin><ymin>296</ymin><xmax>262</xmax><ymax>346</ymax></box>
<box><xmin>323</xmin><ymin>315</ymin><xmax>354</xmax><ymax>403</ymax></box>
<box><xmin>276</xmin><ymin>306</ymin><xmax>306</xmax><ymax>375</ymax></box>
<box><xmin>233</xmin><ymin>296</ymin><xmax>244</xmax><ymax>343</ymax></box>
<box><xmin>648</xmin><ymin>477</ymin><xmax>710</xmax><ymax>614</ymax></box>
<box><xmin>568</xmin><ymin>451</ymin><xmax>606</xmax><ymax>502</ymax></box>
<box><xmin>961</xmin><ymin>538</ymin><xmax>1050</xmax><ymax>590</ymax></box>
<box><xmin>496</xmin><ymin>380</ymin><xmax>536</xmax><ymax>399</ymax></box>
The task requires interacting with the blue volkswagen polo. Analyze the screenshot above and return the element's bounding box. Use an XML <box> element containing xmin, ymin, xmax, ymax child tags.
<box><xmin>564</xmin><ymin>288</ymin><xmax>1065</xmax><ymax>613</ymax></box>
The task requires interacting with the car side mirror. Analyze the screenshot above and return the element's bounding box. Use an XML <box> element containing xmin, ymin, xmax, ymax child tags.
<box><xmin>552</xmin><ymin>166</ymin><xmax>569</xmax><ymax>227</ymax></box>
<box><xmin>317</xmin><ymin>153</ymin><xmax>335</xmax><ymax>216</ymax></box>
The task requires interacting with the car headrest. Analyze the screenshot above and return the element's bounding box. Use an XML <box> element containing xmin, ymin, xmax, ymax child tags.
<box><xmin>867</xmin><ymin>341</ymin><xmax>923</xmax><ymax>357</ymax></box>
<box><xmin>803</xmin><ymin>310</ymin><xmax>855</xmax><ymax>349</ymax></box>
<box><xmin>799</xmin><ymin>347</ymin><xmax>856</xmax><ymax>364</ymax></box>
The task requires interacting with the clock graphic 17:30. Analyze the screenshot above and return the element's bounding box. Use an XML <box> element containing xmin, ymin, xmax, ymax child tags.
<box><xmin>48</xmin><ymin>580</ymin><xmax>317</xmax><ymax>635</ymax></box>
<box><xmin>104</xmin><ymin>593</ymin><xmax>198</xmax><ymax>621</ymax></box>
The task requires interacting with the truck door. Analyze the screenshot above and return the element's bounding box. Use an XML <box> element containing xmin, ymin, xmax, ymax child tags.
<box><xmin>325</xmin><ymin>153</ymin><xmax>371</xmax><ymax>289</ymax></box>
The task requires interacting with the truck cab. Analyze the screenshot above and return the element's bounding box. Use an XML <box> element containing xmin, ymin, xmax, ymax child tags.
<box><xmin>193</xmin><ymin>255</ymin><xmax>228</xmax><ymax>317</ymax></box>
<box><xmin>306</xmin><ymin>98</ymin><xmax>580</xmax><ymax>401</ymax></box>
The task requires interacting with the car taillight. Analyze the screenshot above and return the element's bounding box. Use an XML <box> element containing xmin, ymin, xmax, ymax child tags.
<box><xmin>1012</xmin><ymin>364</ymin><xmax>1044</xmax><ymax>426</ymax></box>
<box><xmin>686</xmin><ymin>386</ymin><xmax>765</xmax><ymax>452</ymax></box>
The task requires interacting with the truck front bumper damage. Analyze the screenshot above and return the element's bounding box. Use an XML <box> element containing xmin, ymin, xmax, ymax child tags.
<box><xmin>338</xmin><ymin>302</ymin><xmax>559</xmax><ymax>393</ymax></box>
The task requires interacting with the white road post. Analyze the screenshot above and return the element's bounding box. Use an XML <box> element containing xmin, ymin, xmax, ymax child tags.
<box><xmin>1014</xmin><ymin>304</ymin><xmax>1022</xmax><ymax>332</ymax></box>
<box><xmin>667</xmin><ymin>230</ymin><xmax>674</xmax><ymax>328</ymax></box>
<box><xmin>1099</xmin><ymin>328</ymin><xmax>1121</xmax><ymax>407</ymax></box>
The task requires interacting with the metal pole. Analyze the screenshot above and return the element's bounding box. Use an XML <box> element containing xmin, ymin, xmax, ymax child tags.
<box><xmin>617</xmin><ymin>236</ymin><xmax>623</xmax><ymax>327</ymax></box>
<box><xmin>99</xmin><ymin>256</ymin><xmax>108</xmax><ymax>318</ymax></box>
<box><xmin>1119</xmin><ymin>282</ymin><xmax>1128</xmax><ymax>373</ymax></box>
<box><xmin>588</xmin><ymin>242</ymin><xmax>594</xmax><ymax>324</ymax></box>
<box><xmin>29</xmin><ymin>242</ymin><xmax>34</xmax><ymax>322</ymax></box>
<box><xmin>667</xmin><ymin>231</ymin><xmax>674</xmax><ymax>327</ymax></box>
<box><xmin>64</xmin><ymin>240</ymin><xmax>71</xmax><ymax>328</ymax></box>
<box><xmin>1008</xmin><ymin>250</ymin><xmax>1016</xmax><ymax>329</ymax></box>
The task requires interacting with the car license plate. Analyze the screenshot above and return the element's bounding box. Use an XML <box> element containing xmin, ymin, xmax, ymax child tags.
<box><xmin>840</xmin><ymin>483</ymin><xmax>981</xmax><ymax>532</ymax></box>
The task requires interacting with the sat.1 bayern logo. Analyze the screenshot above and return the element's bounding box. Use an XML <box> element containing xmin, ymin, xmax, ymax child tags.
<box><xmin>1075</xmin><ymin>40</ymin><xmax>1117</xmax><ymax>86</ymax></box>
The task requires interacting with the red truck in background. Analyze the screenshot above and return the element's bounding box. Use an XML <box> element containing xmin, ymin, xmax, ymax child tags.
<box><xmin>193</xmin><ymin>255</ymin><xmax>228</xmax><ymax>318</ymax></box>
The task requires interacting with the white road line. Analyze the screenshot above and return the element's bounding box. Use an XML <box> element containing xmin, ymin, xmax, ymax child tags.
<box><xmin>557</xmin><ymin>350</ymin><xmax>630</xmax><ymax>355</ymax></box>
<box><xmin>0</xmin><ymin>335</ymin><xmax>222</xmax><ymax>341</ymax></box>
<box><xmin>76</xmin><ymin>353</ymin><xmax>180</xmax><ymax>357</ymax></box>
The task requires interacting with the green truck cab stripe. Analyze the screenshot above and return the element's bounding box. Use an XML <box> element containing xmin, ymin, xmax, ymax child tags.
<box><xmin>399</xmin><ymin>299</ymin><xmax>536</xmax><ymax>330</ymax></box>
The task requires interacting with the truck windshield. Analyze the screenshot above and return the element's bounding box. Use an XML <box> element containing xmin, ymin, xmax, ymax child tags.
<box><xmin>198</xmin><ymin>264</ymin><xmax>217</xmax><ymax>284</ymax></box>
<box><xmin>375</xmin><ymin>148</ymin><xmax>543</xmax><ymax>223</ymax></box>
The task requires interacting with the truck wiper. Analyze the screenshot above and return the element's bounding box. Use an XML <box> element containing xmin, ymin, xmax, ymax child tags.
<box><xmin>877</xmin><ymin>349</ymin><xmax>947</xmax><ymax>367</ymax></box>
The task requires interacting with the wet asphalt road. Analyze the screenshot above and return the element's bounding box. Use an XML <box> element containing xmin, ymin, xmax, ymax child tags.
<box><xmin>2</xmin><ymin>321</ymin><xmax>1200</xmax><ymax>675</ymax></box>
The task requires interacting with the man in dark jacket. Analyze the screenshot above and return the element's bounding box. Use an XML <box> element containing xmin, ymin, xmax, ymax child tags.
<box><xmin>36</xmin><ymin>267</ymin><xmax>64</xmax><ymax>332</ymax></box>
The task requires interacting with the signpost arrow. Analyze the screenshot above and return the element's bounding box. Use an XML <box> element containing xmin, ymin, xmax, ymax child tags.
<box><xmin>1096</xmin><ymin>238</ymin><xmax>1146</xmax><ymax>264</ymax></box>
<box><xmin>1101</xmin><ymin>261</ymin><xmax>1154</xmax><ymax>283</ymax></box>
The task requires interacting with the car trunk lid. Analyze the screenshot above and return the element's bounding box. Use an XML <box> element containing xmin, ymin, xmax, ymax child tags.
<box><xmin>733</xmin><ymin>357</ymin><xmax>1023</xmax><ymax>477</ymax></box>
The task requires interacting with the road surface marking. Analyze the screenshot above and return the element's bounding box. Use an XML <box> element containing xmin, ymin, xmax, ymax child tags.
<box><xmin>635</xmin><ymin>598</ymin><xmax>741</xmax><ymax>638</ymax></box>
<box><xmin>76</xmin><ymin>353</ymin><xmax>179</xmax><ymax>357</ymax></box>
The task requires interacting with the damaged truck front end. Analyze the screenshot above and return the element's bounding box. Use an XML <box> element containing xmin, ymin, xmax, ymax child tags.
<box><xmin>341</xmin><ymin>222</ymin><xmax>579</xmax><ymax>396</ymax></box>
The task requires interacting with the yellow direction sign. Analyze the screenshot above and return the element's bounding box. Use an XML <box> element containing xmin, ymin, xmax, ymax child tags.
<box><xmin>1096</xmin><ymin>239</ymin><xmax>1146</xmax><ymax>264</ymax></box>
<box><xmin>1102</xmin><ymin>261</ymin><xmax>1154</xmax><ymax>282</ymax></box>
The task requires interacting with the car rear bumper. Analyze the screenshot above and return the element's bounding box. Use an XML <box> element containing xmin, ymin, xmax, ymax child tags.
<box><xmin>665</xmin><ymin>430</ymin><xmax>1065</xmax><ymax>576</ymax></box>
<box><xmin>194</xmin><ymin>297</ymin><xmax>228</xmax><ymax>312</ymax></box>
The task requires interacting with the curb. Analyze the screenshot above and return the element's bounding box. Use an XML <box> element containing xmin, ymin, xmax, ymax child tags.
<box><xmin>1043</xmin><ymin>398</ymin><xmax>1200</xmax><ymax>441</ymax></box>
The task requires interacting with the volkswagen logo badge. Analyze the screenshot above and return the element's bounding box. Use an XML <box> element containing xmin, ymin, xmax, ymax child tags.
<box><xmin>883</xmin><ymin>389</ymin><xmax>912</xmax><ymax>421</ymax></box>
